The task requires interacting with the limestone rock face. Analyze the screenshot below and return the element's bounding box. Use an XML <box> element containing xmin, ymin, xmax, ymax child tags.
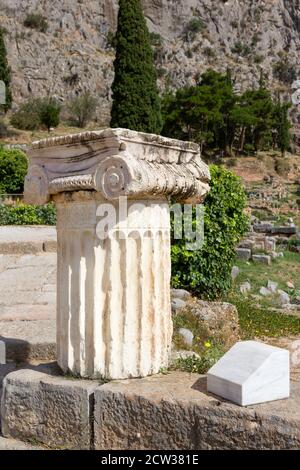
<box><xmin>1</xmin><ymin>1</ymin><xmax>300</xmax><ymax>126</ymax></box>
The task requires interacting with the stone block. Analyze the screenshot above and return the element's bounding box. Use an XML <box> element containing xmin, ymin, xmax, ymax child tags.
<box><xmin>1</xmin><ymin>369</ymin><xmax>98</xmax><ymax>449</ymax></box>
<box><xmin>178</xmin><ymin>328</ymin><xmax>194</xmax><ymax>346</ymax></box>
<box><xmin>253</xmin><ymin>242</ymin><xmax>265</xmax><ymax>251</ymax></box>
<box><xmin>236</xmin><ymin>248</ymin><xmax>251</xmax><ymax>261</ymax></box>
<box><xmin>271</xmin><ymin>226</ymin><xmax>297</xmax><ymax>235</ymax></box>
<box><xmin>240</xmin><ymin>282</ymin><xmax>251</xmax><ymax>294</ymax></box>
<box><xmin>238</xmin><ymin>240</ymin><xmax>255</xmax><ymax>250</ymax></box>
<box><xmin>207</xmin><ymin>341</ymin><xmax>290</xmax><ymax>406</ymax></box>
<box><xmin>94</xmin><ymin>371</ymin><xmax>300</xmax><ymax>450</ymax></box>
<box><xmin>267</xmin><ymin>280</ymin><xmax>278</xmax><ymax>293</ymax></box>
<box><xmin>252</xmin><ymin>254</ymin><xmax>271</xmax><ymax>265</ymax></box>
<box><xmin>0</xmin><ymin>340</ymin><xmax>5</xmax><ymax>364</ymax></box>
<box><xmin>43</xmin><ymin>240</ymin><xmax>57</xmax><ymax>252</ymax></box>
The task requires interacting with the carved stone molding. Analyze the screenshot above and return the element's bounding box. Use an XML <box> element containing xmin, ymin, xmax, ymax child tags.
<box><xmin>25</xmin><ymin>128</ymin><xmax>210</xmax><ymax>204</ymax></box>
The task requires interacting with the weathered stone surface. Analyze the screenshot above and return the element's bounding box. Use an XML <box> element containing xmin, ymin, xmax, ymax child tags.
<box><xmin>0</xmin><ymin>319</ymin><xmax>56</xmax><ymax>362</ymax></box>
<box><xmin>0</xmin><ymin>253</ymin><xmax>56</xmax><ymax>321</ymax></box>
<box><xmin>265</xmin><ymin>337</ymin><xmax>300</xmax><ymax>369</ymax></box>
<box><xmin>181</xmin><ymin>300</ymin><xmax>240</xmax><ymax>351</ymax></box>
<box><xmin>252</xmin><ymin>254</ymin><xmax>271</xmax><ymax>266</ymax></box>
<box><xmin>1</xmin><ymin>369</ymin><xmax>98</xmax><ymax>450</ymax></box>
<box><xmin>231</xmin><ymin>266</ymin><xmax>239</xmax><ymax>281</ymax></box>
<box><xmin>260</xmin><ymin>287</ymin><xmax>271</xmax><ymax>297</ymax></box>
<box><xmin>171</xmin><ymin>289</ymin><xmax>191</xmax><ymax>301</ymax></box>
<box><xmin>25</xmin><ymin>129</ymin><xmax>210</xmax><ymax>205</ymax></box>
<box><xmin>0</xmin><ymin>436</ymin><xmax>41</xmax><ymax>450</ymax></box>
<box><xmin>171</xmin><ymin>298</ymin><xmax>186</xmax><ymax>312</ymax></box>
<box><xmin>236</xmin><ymin>248</ymin><xmax>251</xmax><ymax>260</ymax></box>
<box><xmin>94</xmin><ymin>372</ymin><xmax>300</xmax><ymax>450</ymax></box>
<box><xmin>43</xmin><ymin>240</ymin><xmax>57</xmax><ymax>252</ymax></box>
<box><xmin>280</xmin><ymin>292</ymin><xmax>290</xmax><ymax>306</ymax></box>
<box><xmin>240</xmin><ymin>282</ymin><xmax>251</xmax><ymax>295</ymax></box>
<box><xmin>271</xmin><ymin>226</ymin><xmax>297</xmax><ymax>235</ymax></box>
<box><xmin>178</xmin><ymin>328</ymin><xmax>194</xmax><ymax>347</ymax></box>
<box><xmin>170</xmin><ymin>350</ymin><xmax>200</xmax><ymax>362</ymax></box>
<box><xmin>267</xmin><ymin>280</ymin><xmax>278</xmax><ymax>293</ymax></box>
<box><xmin>24</xmin><ymin>129</ymin><xmax>210</xmax><ymax>380</ymax></box>
<box><xmin>0</xmin><ymin>242</ymin><xmax>44</xmax><ymax>255</ymax></box>
<box><xmin>2</xmin><ymin>0</ymin><xmax>300</xmax><ymax>134</ymax></box>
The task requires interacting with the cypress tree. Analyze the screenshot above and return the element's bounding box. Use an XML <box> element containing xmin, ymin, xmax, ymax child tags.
<box><xmin>110</xmin><ymin>0</ymin><xmax>162</xmax><ymax>134</ymax></box>
<box><xmin>0</xmin><ymin>27</ymin><xmax>12</xmax><ymax>112</ymax></box>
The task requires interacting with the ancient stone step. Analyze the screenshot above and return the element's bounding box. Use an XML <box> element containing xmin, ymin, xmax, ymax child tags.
<box><xmin>0</xmin><ymin>319</ymin><xmax>56</xmax><ymax>362</ymax></box>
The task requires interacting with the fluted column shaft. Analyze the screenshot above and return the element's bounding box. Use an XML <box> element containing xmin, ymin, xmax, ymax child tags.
<box><xmin>54</xmin><ymin>191</ymin><xmax>172</xmax><ymax>379</ymax></box>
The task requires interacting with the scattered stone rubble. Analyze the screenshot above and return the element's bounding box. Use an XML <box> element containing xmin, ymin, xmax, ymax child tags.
<box><xmin>236</xmin><ymin>218</ymin><xmax>298</xmax><ymax>264</ymax></box>
<box><xmin>171</xmin><ymin>290</ymin><xmax>240</xmax><ymax>352</ymax></box>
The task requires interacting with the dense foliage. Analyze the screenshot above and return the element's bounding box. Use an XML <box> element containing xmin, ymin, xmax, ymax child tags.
<box><xmin>0</xmin><ymin>27</ymin><xmax>12</xmax><ymax>112</ymax></box>
<box><xmin>0</xmin><ymin>203</ymin><xmax>56</xmax><ymax>225</ymax></box>
<box><xmin>11</xmin><ymin>97</ymin><xmax>61</xmax><ymax>131</ymax></box>
<box><xmin>110</xmin><ymin>0</ymin><xmax>162</xmax><ymax>133</ymax></box>
<box><xmin>171</xmin><ymin>165</ymin><xmax>249</xmax><ymax>299</ymax></box>
<box><xmin>0</xmin><ymin>147</ymin><xmax>28</xmax><ymax>194</ymax></box>
<box><xmin>162</xmin><ymin>70</ymin><xmax>292</xmax><ymax>156</ymax></box>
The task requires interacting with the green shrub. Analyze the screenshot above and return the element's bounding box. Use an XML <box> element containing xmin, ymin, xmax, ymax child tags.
<box><xmin>23</xmin><ymin>13</ymin><xmax>48</xmax><ymax>33</ymax></box>
<box><xmin>66</xmin><ymin>92</ymin><xmax>97</xmax><ymax>128</ymax></box>
<box><xmin>39</xmin><ymin>98</ymin><xmax>61</xmax><ymax>132</ymax></box>
<box><xmin>11</xmin><ymin>97</ymin><xmax>60</xmax><ymax>131</ymax></box>
<box><xmin>0</xmin><ymin>147</ymin><xmax>28</xmax><ymax>194</ymax></box>
<box><xmin>11</xmin><ymin>98</ymin><xmax>42</xmax><ymax>130</ymax></box>
<box><xmin>0</xmin><ymin>203</ymin><xmax>56</xmax><ymax>225</ymax></box>
<box><xmin>171</xmin><ymin>165</ymin><xmax>249</xmax><ymax>299</ymax></box>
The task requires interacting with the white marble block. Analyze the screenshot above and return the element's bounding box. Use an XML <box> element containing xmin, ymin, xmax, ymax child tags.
<box><xmin>207</xmin><ymin>341</ymin><xmax>290</xmax><ymax>406</ymax></box>
<box><xmin>0</xmin><ymin>340</ymin><xmax>5</xmax><ymax>365</ymax></box>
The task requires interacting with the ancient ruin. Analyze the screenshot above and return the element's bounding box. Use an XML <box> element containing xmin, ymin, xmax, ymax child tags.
<box><xmin>24</xmin><ymin>128</ymin><xmax>210</xmax><ymax>379</ymax></box>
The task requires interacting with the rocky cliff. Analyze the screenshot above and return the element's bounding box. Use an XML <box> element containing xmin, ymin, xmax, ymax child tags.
<box><xmin>1</xmin><ymin>0</ymin><xmax>300</xmax><ymax>126</ymax></box>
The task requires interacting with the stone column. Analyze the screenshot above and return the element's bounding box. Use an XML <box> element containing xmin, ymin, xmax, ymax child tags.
<box><xmin>24</xmin><ymin>128</ymin><xmax>210</xmax><ymax>379</ymax></box>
